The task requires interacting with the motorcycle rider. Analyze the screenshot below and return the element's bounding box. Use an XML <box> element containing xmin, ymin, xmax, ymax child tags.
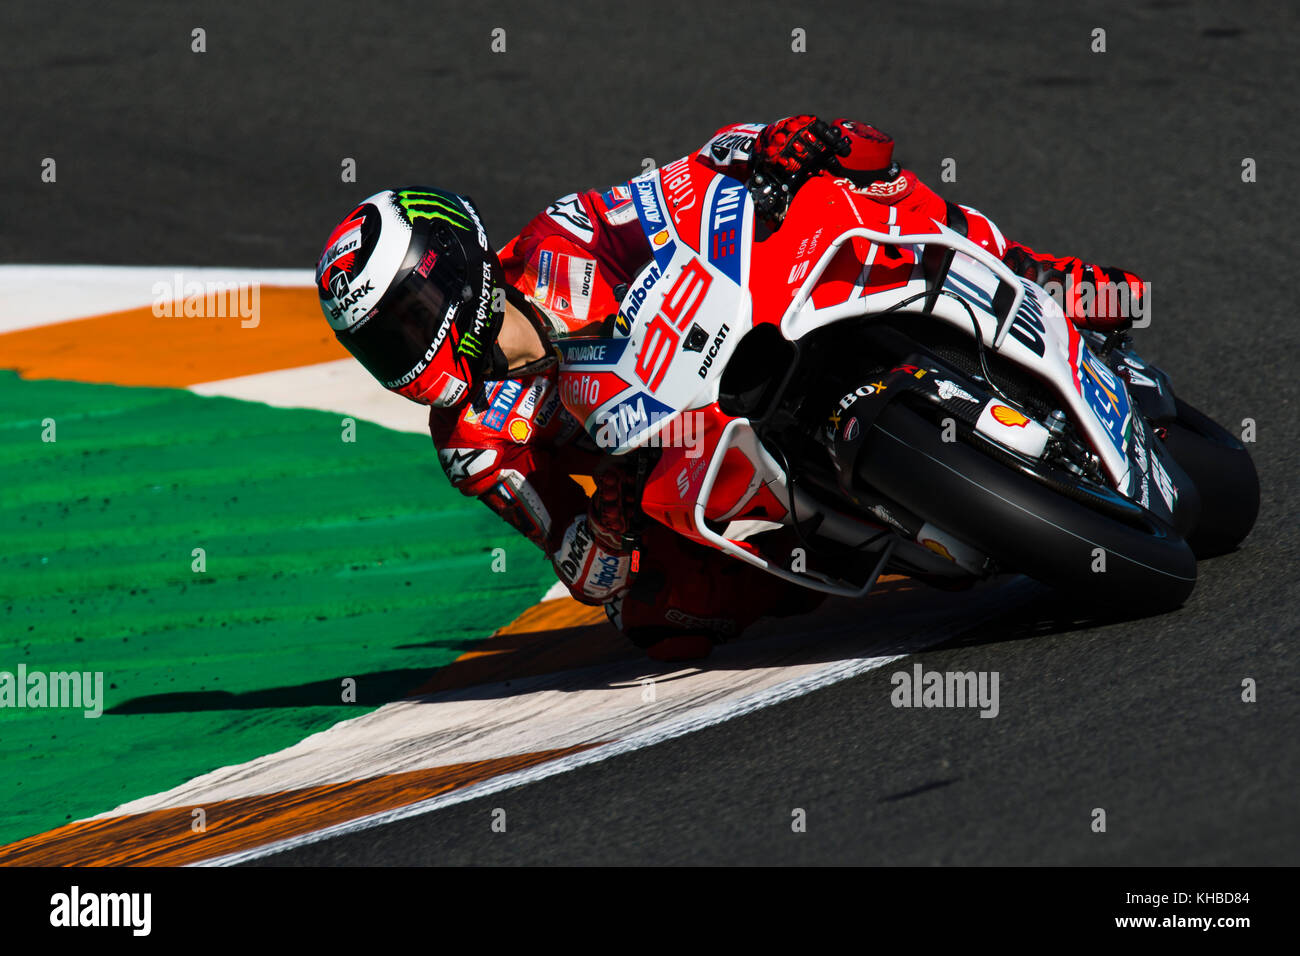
<box><xmin>314</xmin><ymin>115</ymin><xmax>1146</xmax><ymax>661</ymax></box>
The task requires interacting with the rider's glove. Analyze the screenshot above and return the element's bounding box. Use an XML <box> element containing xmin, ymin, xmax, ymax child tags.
<box><xmin>1002</xmin><ymin>245</ymin><xmax>1145</xmax><ymax>333</ymax></box>
<box><xmin>748</xmin><ymin>114</ymin><xmax>852</xmax><ymax>226</ymax></box>
<box><xmin>551</xmin><ymin>466</ymin><xmax>640</xmax><ymax>605</ymax></box>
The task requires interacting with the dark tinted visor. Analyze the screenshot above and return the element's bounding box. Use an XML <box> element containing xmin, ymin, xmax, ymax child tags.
<box><xmin>338</xmin><ymin>273</ymin><xmax>457</xmax><ymax>388</ymax></box>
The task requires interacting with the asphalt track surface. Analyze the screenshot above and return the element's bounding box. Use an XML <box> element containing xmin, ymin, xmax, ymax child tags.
<box><xmin>7</xmin><ymin>1</ymin><xmax>1298</xmax><ymax>864</ymax></box>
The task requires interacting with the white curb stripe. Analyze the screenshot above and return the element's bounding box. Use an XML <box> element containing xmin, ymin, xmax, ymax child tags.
<box><xmin>195</xmin><ymin>578</ymin><xmax>1031</xmax><ymax>866</ymax></box>
<box><xmin>196</xmin><ymin>649</ymin><xmax>911</xmax><ymax>866</ymax></box>
<box><xmin>0</xmin><ymin>265</ymin><xmax>313</xmax><ymax>333</ymax></box>
<box><xmin>190</xmin><ymin>360</ymin><xmax>431</xmax><ymax>435</ymax></box>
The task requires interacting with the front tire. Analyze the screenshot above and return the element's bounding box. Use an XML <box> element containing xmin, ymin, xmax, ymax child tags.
<box><xmin>1158</xmin><ymin>397</ymin><xmax>1259</xmax><ymax>557</ymax></box>
<box><xmin>856</xmin><ymin>402</ymin><xmax>1197</xmax><ymax>611</ymax></box>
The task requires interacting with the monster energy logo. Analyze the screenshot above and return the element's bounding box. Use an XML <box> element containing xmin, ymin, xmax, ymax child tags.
<box><xmin>395</xmin><ymin>189</ymin><xmax>471</xmax><ymax>228</ymax></box>
<box><xmin>458</xmin><ymin>330</ymin><xmax>484</xmax><ymax>358</ymax></box>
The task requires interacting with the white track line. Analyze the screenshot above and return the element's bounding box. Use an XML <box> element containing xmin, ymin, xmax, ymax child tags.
<box><xmin>0</xmin><ymin>265</ymin><xmax>312</xmax><ymax>333</ymax></box>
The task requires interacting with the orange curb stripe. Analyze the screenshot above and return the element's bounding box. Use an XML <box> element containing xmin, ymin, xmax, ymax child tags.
<box><xmin>0</xmin><ymin>743</ymin><xmax>604</xmax><ymax>867</ymax></box>
<box><xmin>411</xmin><ymin>575</ymin><xmax>917</xmax><ymax>698</ymax></box>
<box><xmin>381</xmin><ymin>575</ymin><xmax>930</xmax><ymax>862</ymax></box>
<box><xmin>410</xmin><ymin>596</ymin><xmax>627</xmax><ymax>697</ymax></box>
<box><xmin>0</xmin><ymin>288</ymin><xmax>345</xmax><ymax>387</ymax></box>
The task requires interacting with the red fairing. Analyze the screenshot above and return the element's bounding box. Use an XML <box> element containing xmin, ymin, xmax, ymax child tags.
<box><xmin>638</xmin><ymin>405</ymin><xmax>729</xmax><ymax>547</ymax></box>
<box><xmin>658</xmin><ymin>154</ymin><xmax>709</xmax><ymax>253</ymax></box>
<box><xmin>610</xmin><ymin>523</ymin><xmax>823</xmax><ymax>646</ymax></box>
<box><xmin>637</xmin><ymin>403</ymin><xmax>789</xmax><ymax>552</ymax></box>
<box><xmin>428</xmin><ymin>115</ymin><xmax>1143</xmax><ymax>635</ymax></box>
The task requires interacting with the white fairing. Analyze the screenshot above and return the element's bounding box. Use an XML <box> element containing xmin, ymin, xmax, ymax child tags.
<box><xmin>570</xmin><ymin>172</ymin><xmax>757</xmax><ymax>454</ymax></box>
<box><xmin>779</xmin><ymin>221</ymin><xmax>1134</xmax><ymax>490</ymax></box>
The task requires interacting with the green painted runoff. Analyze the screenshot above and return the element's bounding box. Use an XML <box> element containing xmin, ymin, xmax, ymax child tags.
<box><xmin>0</xmin><ymin>372</ymin><xmax>554</xmax><ymax>844</ymax></box>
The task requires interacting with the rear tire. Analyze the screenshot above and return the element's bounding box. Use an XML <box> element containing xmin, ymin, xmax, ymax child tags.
<box><xmin>856</xmin><ymin>402</ymin><xmax>1197</xmax><ymax>611</ymax></box>
<box><xmin>1159</xmin><ymin>397</ymin><xmax>1259</xmax><ymax>557</ymax></box>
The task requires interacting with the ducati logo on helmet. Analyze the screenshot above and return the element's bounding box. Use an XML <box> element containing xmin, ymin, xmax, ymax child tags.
<box><xmin>316</xmin><ymin>201</ymin><xmax>389</xmax><ymax>332</ymax></box>
<box><xmin>329</xmin><ymin>270</ymin><xmax>350</xmax><ymax>299</ymax></box>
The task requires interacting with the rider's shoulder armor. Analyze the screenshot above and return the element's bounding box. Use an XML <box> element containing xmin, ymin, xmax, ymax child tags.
<box><xmin>500</xmin><ymin>189</ymin><xmax>652</xmax><ymax>337</ymax></box>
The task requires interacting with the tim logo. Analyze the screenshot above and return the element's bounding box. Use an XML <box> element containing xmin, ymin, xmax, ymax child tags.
<box><xmin>707</xmin><ymin>181</ymin><xmax>745</xmax><ymax>283</ymax></box>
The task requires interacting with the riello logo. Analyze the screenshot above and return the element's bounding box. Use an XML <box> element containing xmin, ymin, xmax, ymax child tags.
<box><xmin>561</xmin><ymin>374</ymin><xmax>601</xmax><ymax>409</ymax></box>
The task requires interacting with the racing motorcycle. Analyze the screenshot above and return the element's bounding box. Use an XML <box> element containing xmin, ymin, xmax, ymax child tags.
<box><xmin>555</xmin><ymin>168</ymin><xmax>1259</xmax><ymax>611</ymax></box>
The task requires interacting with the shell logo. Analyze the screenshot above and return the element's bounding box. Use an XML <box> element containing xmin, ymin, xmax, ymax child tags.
<box><xmin>652</xmin><ymin>229</ymin><xmax>670</xmax><ymax>246</ymax></box>
<box><xmin>920</xmin><ymin>538</ymin><xmax>955</xmax><ymax>561</ymax></box>
<box><xmin>991</xmin><ymin>404</ymin><xmax>1030</xmax><ymax>428</ymax></box>
<box><xmin>507</xmin><ymin>418</ymin><xmax>533</xmax><ymax>443</ymax></box>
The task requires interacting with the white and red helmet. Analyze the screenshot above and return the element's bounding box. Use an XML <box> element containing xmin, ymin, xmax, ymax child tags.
<box><xmin>316</xmin><ymin>187</ymin><xmax>506</xmax><ymax>408</ymax></box>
